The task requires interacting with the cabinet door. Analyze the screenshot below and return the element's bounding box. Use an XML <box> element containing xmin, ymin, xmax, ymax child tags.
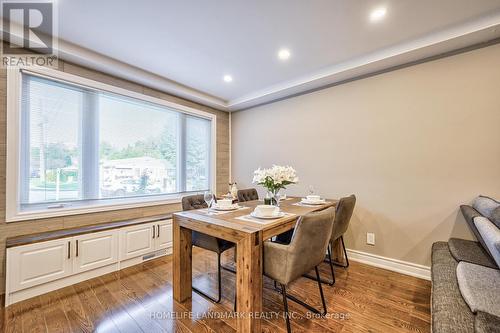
<box><xmin>73</xmin><ymin>230</ymin><xmax>118</xmax><ymax>274</ymax></box>
<box><xmin>8</xmin><ymin>238</ymin><xmax>73</xmax><ymax>292</ymax></box>
<box><xmin>156</xmin><ymin>220</ymin><xmax>173</xmax><ymax>250</ymax></box>
<box><xmin>120</xmin><ymin>223</ymin><xmax>156</xmax><ymax>260</ymax></box>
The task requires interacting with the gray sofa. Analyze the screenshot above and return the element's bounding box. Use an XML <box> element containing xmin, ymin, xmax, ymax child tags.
<box><xmin>431</xmin><ymin>198</ymin><xmax>500</xmax><ymax>333</ymax></box>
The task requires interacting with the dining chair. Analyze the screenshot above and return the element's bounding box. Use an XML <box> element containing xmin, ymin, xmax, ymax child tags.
<box><xmin>181</xmin><ymin>194</ymin><xmax>235</xmax><ymax>303</ymax></box>
<box><xmin>301</xmin><ymin>194</ymin><xmax>356</xmax><ymax>286</ymax></box>
<box><xmin>264</xmin><ymin>207</ymin><xmax>335</xmax><ymax>333</ymax></box>
<box><xmin>325</xmin><ymin>194</ymin><xmax>356</xmax><ymax>282</ymax></box>
<box><xmin>237</xmin><ymin>188</ymin><xmax>259</xmax><ymax>202</ymax></box>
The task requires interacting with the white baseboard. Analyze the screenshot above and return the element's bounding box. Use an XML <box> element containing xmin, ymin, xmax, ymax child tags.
<box><xmin>346</xmin><ymin>248</ymin><xmax>431</xmax><ymax>281</ymax></box>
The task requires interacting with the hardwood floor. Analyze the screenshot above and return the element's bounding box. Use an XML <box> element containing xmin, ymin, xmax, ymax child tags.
<box><xmin>0</xmin><ymin>248</ymin><xmax>431</xmax><ymax>332</ymax></box>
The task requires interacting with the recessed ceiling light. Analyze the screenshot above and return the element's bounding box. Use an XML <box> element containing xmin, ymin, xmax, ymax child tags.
<box><xmin>278</xmin><ymin>49</ymin><xmax>291</xmax><ymax>60</ymax></box>
<box><xmin>370</xmin><ymin>7</ymin><xmax>387</xmax><ymax>22</ymax></box>
<box><xmin>223</xmin><ymin>75</ymin><xmax>233</xmax><ymax>83</ymax></box>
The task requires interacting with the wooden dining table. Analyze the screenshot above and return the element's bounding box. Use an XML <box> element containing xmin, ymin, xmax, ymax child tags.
<box><xmin>172</xmin><ymin>197</ymin><xmax>337</xmax><ymax>333</ymax></box>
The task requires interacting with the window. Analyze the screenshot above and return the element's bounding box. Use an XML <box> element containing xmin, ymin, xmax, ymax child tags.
<box><xmin>7</xmin><ymin>68</ymin><xmax>215</xmax><ymax>221</ymax></box>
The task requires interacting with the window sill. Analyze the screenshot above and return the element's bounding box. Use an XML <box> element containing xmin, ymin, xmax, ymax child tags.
<box><xmin>6</xmin><ymin>195</ymin><xmax>186</xmax><ymax>223</ymax></box>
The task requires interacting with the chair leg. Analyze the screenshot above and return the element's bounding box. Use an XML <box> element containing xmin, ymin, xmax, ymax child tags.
<box><xmin>302</xmin><ymin>272</ymin><xmax>334</xmax><ymax>286</ymax></box>
<box><xmin>315</xmin><ymin>266</ymin><xmax>328</xmax><ymax>315</ymax></box>
<box><xmin>341</xmin><ymin>236</ymin><xmax>349</xmax><ymax>268</ymax></box>
<box><xmin>303</xmin><ymin>246</ymin><xmax>335</xmax><ymax>286</ymax></box>
<box><xmin>221</xmin><ymin>248</ymin><xmax>237</xmax><ymax>273</ymax></box>
<box><xmin>279</xmin><ymin>266</ymin><xmax>328</xmax><ymax>315</ymax></box>
<box><xmin>234</xmin><ymin>268</ymin><xmax>237</xmax><ymax>313</ymax></box>
<box><xmin>218</xmin><ymin>248</ymin><xmax>237</xmax><ymax>310</ymax></box>
<box><xmin>192</xmin><ymin>252</ymin><xmax>222</xmax><ymax>303</ymax></box>
<box><xmin>326</xmin><ymin>237</ymin><xmax>350</xmax><ymax>268</ymax></box>
<box><xmin>233</xmin><ymin>291</ymin><xmax>237</xmax><ymax>312</ymax></box>
<box><xmin>327</xmin><ymin>244</ymin><xmax>336</xmax><ymax>284</ymax></box>
<box><xmin>280</xmin><ymin>284</ymin><xmax>292</xmax><ymax>333</ymax></box>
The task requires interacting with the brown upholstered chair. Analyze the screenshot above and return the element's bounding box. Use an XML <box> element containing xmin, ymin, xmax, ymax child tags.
<box><xmin>237</xmin><ymin>188</ymin><xmax>259</xmax><ymax>202</ymax></box>
<box><xmin>182</xmin><ymin>194</ymin><xmax>235</xmax><ymax>303</ymax></box>
<box><xmin>264</xmin><ymin>207</ymin><xmax>335</xmax><ymax>333</ymax></box>
<box><xmin>300</xmin><ymin>194</ymin><xmax>357</xmax><ymax>286</ymax></box>
<box><xmin>323</xmin><ymin>194</ymin><xmax>356</xmax><ymax>284</ymax></box>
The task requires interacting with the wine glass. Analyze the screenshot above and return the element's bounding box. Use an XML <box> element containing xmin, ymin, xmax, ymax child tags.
<box><xmin>204</xmin><ymin>191</ymin><xmax>214</xmax><ymax>210</ymax></box>
<box><xmin>279</xmin><ymin>190</ymin><xmax>286</xmax><ymax>200</ymax></box>
<box><xmin>309</xmin><ymin>185</ymin><xmax>315</xmax><ymax>195</ymax></box>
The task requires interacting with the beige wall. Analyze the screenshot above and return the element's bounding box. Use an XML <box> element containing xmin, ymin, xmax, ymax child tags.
<box><xmin>0</xmin><ymin>61</ymin><xmax>230</xmax><ymax>293</ymax></box>
<box><xmin>232</xmin><ymin>43</ymin><xmax>500</xmax><ymax>267</ymax></box>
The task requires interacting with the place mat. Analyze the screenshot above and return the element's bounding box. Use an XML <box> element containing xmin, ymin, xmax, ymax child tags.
<box><xmin>199</xmin><ymin>206</ymin><xmax>250</xmax><ymax>215</ymax></box>
<box><xmin>292</xmin><ymin>201</ymin><xmax>331</xmax><ymax>207</ymax></box>
<box><xmin>235</xmin><ymin>212</ymin><xmax>296</xmax><ymax>224</ymax></box>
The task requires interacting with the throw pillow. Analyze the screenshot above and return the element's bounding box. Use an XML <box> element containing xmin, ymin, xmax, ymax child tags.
<box><xmin>491</xmin><ymin>206</ymin><xmax>500</xmax><ymax>229</ymax></box>
<box><xmin>472</xmin><ymin>195</ymin><xmax>500</xmax><ymax>219</ymax></box>
<box><xmin>474</xmin><ymin>216</ymin><xmax>500</xmax><ymax>268</ymax></box>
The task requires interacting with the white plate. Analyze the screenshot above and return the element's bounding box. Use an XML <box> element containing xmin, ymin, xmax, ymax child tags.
<box><xmin>301</xmin><ymin>198</ymin><xmax>326</xmax><ymax>205</ymax></box>
<box><xmin>250</xmin><ymin>211</ymin><xmax>285</xmax><ymax>219</ymax></box>
<box><xmin>212</xmin><ymin>204</ymin><xmax>240</xmax><ymax>211</ymax></box>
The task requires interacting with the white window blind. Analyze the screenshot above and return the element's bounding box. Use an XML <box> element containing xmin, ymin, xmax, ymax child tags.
<box><xmin>19</xmin><ymin>73</ymin><xmax>212</xmax><ymax>213</ymax></box>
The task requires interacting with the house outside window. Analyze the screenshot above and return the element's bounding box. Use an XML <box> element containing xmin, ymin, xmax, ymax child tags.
<box><xmin>6</xmin><ymin>67</ymin><xmax>216</xmax><ymax>222</ymax></box>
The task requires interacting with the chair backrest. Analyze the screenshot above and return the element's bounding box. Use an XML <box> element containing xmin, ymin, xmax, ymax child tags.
<box><xmin>285</xmin><ymin>207</ymin><xmax>335</xmax><ymax>282</ymax></box>
<box><xmin>331</xmin><ymin>195</ymin><xmax>356</xmax><ymax>242</ymax></box>
<box><xmin>237</xmin><ymin>188</ymin><xmax>259</xmax><ymax>202</ymax></box>
<box><xmin>182</xmin><ymin>194</ymin><xmax>208</xmax><ymax>211</ymax></box>
<box><xmin>181</xmin><ymin>194</ymin><xmax>226</xmax><ymax>252</ymax></box>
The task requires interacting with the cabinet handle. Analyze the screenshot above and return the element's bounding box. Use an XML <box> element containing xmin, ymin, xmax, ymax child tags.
<box><xmin>76</xmin><ymin>240</ymin><xmax>79</xmax><ymax>257</ymax></box>
<box><xmin>68</xmin><ymin>241</ymin><xmax>71</xmax><ymax>259</ymax></box>
<box><xmin>152</xmin><ymin>225</ymin><xmax>155</xmax><ymax>238</ymax></box>
<box><xmin>157</xmin><ymin>224</ymin><xmax>160</xmax><ymax>238</ymax></box>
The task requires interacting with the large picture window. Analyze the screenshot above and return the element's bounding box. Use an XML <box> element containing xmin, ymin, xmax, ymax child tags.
<box><xmin>7</xmin><ymin>68</ymin><xmax>215</xmax><ymax>221</ymax></box>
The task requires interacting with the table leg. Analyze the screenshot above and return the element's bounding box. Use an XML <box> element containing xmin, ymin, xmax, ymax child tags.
<box><xmin>236</xmin><ymin>232</ymin><xmax>262</xmax><ymax>333</ymax></box>
<box><xmin>331</xmin><ymin>238</ymin><xmax>347</xmax><ymax>265</ymax></box>
<box><xmin>173</xmin><ymin>217</ymin><xmax>192</xmax><ymax>302</ymax></box>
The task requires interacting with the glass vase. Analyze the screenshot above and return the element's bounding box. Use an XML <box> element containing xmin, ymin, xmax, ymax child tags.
<box><xmin>269</xmin><ymin>190</ymin><xmax>280</xmax><ymax>207</ymax></box>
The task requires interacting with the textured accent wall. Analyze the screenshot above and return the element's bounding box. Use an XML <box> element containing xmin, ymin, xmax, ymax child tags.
<box><xmin>0</xmin><ymin>61</ymin><xmax>230</xmax><ymax>293</ymax></box>
<box><xmin>231</xmin><ymin>44</ymin><xmax>500</xmax><ymax>267</ymax></box>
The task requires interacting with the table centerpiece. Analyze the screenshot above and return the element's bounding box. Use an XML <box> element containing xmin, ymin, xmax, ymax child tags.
<box><xmin>252</xmin><ymin>165</ymin><xmax>298</xmax><ymax>206</ymax></box>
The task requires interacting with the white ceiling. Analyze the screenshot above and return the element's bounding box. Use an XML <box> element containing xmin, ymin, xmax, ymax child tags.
<box><xmin>6</xmin><ymin>0</ymin><xmax>500</xmax><ymax>110</ymax></box>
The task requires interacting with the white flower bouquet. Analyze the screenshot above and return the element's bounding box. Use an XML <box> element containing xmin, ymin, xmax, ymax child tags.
<box><xmin>253</xmin><ymin>165</ymin><xmax>298</xmax><ymax>203</ymax></box>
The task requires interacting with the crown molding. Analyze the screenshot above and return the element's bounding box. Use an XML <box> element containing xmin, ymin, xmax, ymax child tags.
<box><xmin>0</xmin><ymin>19</ymin><xmax>228</xmax><ymax>111</ymax></box>
<box><xmin>56</xmin><ymin>40</ymin><xmax>229</xmax><ymax>110</ymax></box>
<box><xmin>228</xmin><ymin>11</ymin><xmax>500</xmax><ymax>111</ymax></box>
<box><xmin>2</xmin><ymin>12</ymin><xmax>500</xmax><ymax>112</ymax></box>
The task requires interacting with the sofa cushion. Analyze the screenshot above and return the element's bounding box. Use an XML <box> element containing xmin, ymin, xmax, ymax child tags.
<box><xmin>491</xmin><ymin>206</ymin><xmax>500</xmax><ymax>229</ymax></box>
<box><xmin>474</xmin><ymin>311</ymin><xmax>500</xmax><ymax>333</ymax></box>
<box><xmin>456</xmin><ymin>262</ymin><xmax>500</xmax><ymax>318</ymax></box>
<box><xmin>431</xmin><ymin>242</ymin><xmax>474</xmax><ymax>333</ymax></box>
<box><xmin>472</xmin><ymin>195</ymin><xmax>500</xmax><ymax>220</ymax></box>
<box><xmin>448</xmin><ymin>238</ymin><xmax>497</xmax><ymax>269</ymax></box>
<box><xmin>474</xmin><ymin>217</ymin><xmax>500</xmax><ymax>268</ymax></box>
<box><xmin>460</xmin><ymin>205</ymin><xmax>493</xmax><ymax>260</ymax></box>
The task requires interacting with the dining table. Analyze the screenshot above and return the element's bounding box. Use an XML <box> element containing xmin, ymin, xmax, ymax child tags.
<box><xmin>172</xmin><ymin>196</ymin><xmax>337</xmax><ymax>333</ymax></box>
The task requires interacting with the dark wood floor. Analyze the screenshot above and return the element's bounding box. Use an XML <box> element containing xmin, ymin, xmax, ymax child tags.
<box><xmin>0</xmin><ymin>248</ymin><xmax>431</xmax><ymax>332</ymax></box>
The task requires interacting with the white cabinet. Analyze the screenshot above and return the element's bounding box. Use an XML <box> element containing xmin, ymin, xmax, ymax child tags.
<box><xmin>120</xmin><ymin>223</ymin><xmax>156</xmax><ymax>260</ymax></box>
<box><xmin>156</xmin><ymin>220</ymin><xmax>173</xmax><ymax>250</ymax></box>
<box><xmin>6</xmin><ymin>218</ymin><xmax>172</xmax><ymax>306</ymax></box>
<box><xmin>120</xmin><ymin>220</ymin><xmax>173</xmax><ymax>260</ymax></box>
<box><xmin>7</xmin><ymin>238</ymin><xmax>73</xmax><ymax>292</ymax></box>
<box><xmin>73</xmin><ymin>231</ymin><xmax>118</xmax><ymax>274</ymax></box>
<box><xmin>8</xmin><ymin>230</ymin><xmax>119</xmax><ymax>293</ymax></box>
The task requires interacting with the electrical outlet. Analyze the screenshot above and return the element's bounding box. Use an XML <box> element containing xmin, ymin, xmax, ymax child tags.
<box><xmin>366</xmin><ymin>232</ymin><xmax>375</xmax><ymax>245</ymax></box>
